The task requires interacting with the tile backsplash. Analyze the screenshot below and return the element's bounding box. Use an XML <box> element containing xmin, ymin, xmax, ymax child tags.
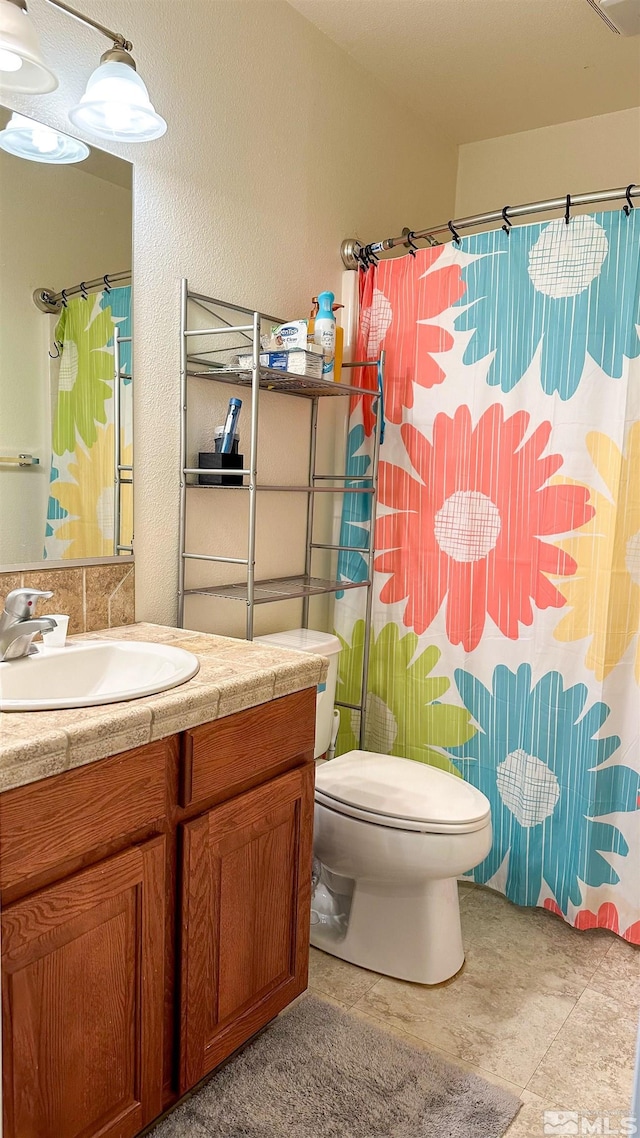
<box><xmin>0</xmin><ymin>563</ymin><xmax>135</xmax><ymax>635</ymax></box>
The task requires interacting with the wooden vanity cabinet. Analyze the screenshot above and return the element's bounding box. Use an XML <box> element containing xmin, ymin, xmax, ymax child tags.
<box><xmin>179</xmin><ymin>763</ymin><xmax>314</xmax><ymax>1091</ymax></box>
<box><xmin>0</xmin><ymin>687</ymin><xmax>316</xmax><ymax>1138</ymax></box>
<box><xmin>1</xmin><ymin>839</ymin><xmax>166</xmax><ymax>1138</ymax></box>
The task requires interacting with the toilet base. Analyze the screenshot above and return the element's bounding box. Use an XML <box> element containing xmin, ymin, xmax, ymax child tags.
<box><xmin>310</xmin><ymin>875</ymin><xmax>464</xmax><ymax>985</ymax></box>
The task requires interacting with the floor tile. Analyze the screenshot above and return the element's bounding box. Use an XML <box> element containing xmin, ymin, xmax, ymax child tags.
<box><xmin>354</xmin><ymin>965</ymin><xmax>576</xmax><ymax>1087</ymax></box>
<box><xmin>461</xmin><ymin>886</ymin><xmax>614</xmax><ymax>997</ymax></box>
<box><xmin>528</xmin><ymin>986</ymin><xmax>638</xmax><ymax>1112</ymax></box>
<box><xmin>352</xmin><ymin>1004</ymin><xmax>525</xmax><ymax>1097</ymax></box>
<box><xmin>308</xmin><ymin>947</ymin><xmax>380</xmax><ymax>1008</ymax></box>
<box><xmin>504</xmin><ymin>1096</ymin><xmax>548</xmax><ymax>1137</ymax></box>
<box><xmin>307</xmin><ymin>882</ymin><xmax>640</xmax><ymax>1121</ymax></box>
<box><xmin>588</xmin><ymin>936</ymin><xmax>640</xmax><ymax>1008</ymax></box>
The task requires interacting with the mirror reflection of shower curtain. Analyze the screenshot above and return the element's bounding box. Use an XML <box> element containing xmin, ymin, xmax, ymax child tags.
<box><xmin>44</xmin><ymin>285</ymin><xmax>132</xmax><ymax>559</ymax></box>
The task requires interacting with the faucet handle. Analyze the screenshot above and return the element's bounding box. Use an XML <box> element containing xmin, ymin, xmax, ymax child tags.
<box><xmin>3</xmin><ymin>588</ymin><xmax>54</xmax><ymax>621</ymax></box>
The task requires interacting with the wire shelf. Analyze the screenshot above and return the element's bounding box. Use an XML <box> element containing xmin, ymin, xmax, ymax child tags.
<box><xmin>184</xmin><ymin>574</ymin><xmax>371</xmax><ymax>605</ymax></box>
<box><xmin>186</xmin><ymin>364</ymin><xmax>378</xmax><ymax>399</ymax></box>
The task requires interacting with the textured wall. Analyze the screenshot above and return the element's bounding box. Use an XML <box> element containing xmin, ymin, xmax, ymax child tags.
<box><xmin>4</xmin><ymin>0</ymin><xmax>457</xmax><ymax>634</ymax></box>
<box><xmin>455</xmin><ymin>107</ymin><xmax>640</xmax><ymax>217</ymax></box>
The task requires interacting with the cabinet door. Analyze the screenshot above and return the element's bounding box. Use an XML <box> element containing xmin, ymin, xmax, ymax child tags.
<box><xmin>2</xmin><ymin>837</ymin><xmax>165</xmax><ymax>1138</ymax></box>
<box><xmin>179</xmin><ymin>763</ymin><xmax>314</xmax><ymax>1092</ymax></box>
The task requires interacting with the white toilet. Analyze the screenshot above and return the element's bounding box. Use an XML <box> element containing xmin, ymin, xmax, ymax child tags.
<box><xmin>255</xmin><ymin>629</ymin><xmax>492</xmax><ymax>986</ymax></box>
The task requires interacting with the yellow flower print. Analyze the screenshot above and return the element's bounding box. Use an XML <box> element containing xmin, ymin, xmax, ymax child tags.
<box><xmin>49</xmin><ymin>424</ymin><xmax>133</xmax><ymax>558</ymax></box>
<box><xmin>553</xmin><ymin>422</ymin><xmax>640</xmax><ymax>682</ymax></box>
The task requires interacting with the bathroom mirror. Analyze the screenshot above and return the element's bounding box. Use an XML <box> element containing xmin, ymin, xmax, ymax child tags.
<box><xmin>0</xmin><ymin>104</ymin><xmax>133</xmax><ymax>569</ymax></box>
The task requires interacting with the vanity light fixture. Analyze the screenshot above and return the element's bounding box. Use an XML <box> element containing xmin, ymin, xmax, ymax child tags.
<box><xmin>0</xmin><ymin>0</ymin><xmax>58</xmax><ymax>93</ymax></box>
<box><xmin>45</xmin><ymin>0</ymin><xmax>166</xmax><ymax>142</ymax></box>
<box><xmin>0</xmin><ymin>110</ymin><xmax>89</xmax><ymax>161</ymax></box>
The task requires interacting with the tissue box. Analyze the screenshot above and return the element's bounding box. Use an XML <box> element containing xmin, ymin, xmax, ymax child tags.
<box><xmin>237</xmin><ymin>349</ymin><xmax>323</xmax><ymax>379</ymax></box>
<box><xmin>270</xmin><ymin>320</ymin><xmax>309</xmax><ymax>350</ymax></box>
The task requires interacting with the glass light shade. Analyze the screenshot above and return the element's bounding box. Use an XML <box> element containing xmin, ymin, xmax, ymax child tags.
<box><xmin>68</xmin><ymin>59</ymin><xmax>166</xmax><ymax>142</ymax></box>
<box><xmin>0</xmin><ymin>112</ymin><xmax>89</xmax><ymax>162</ymax></box>
<box><xmin>0</xmin><ymin>0</ymin><xmax>58</xmax><ymax>93</ymax></box>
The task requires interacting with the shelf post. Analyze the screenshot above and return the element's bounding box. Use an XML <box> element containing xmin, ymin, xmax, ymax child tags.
<box><xmin>302</xmin><ymin>397</ymin><xmax>319</xmax><ymax>629</ymax></box>
<box><xmin>178</xmin><ymin>279</ymin><xmax>189</xmax><ymax>626</ymax></box>
<box><xmin>358</xmin><ymin>350</ymin><xmax>384</xmax><ymax>748</ymax></box>
<box><xmin>245</xmin><ymin>309</ymin><xmax>261</xmax><ymax>639</ymax></box>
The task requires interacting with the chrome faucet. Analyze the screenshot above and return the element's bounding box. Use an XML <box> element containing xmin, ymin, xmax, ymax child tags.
<box><xmin>0</xmin><ymin>589</ymin><xmax>57</xmax><ymax>661</ymax></box>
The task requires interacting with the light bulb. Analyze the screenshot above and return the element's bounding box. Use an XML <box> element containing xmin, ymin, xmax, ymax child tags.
<box><xmin>32</xmin><ymin>123</ymin><xmax>57</xmax><ymax>153</ymax></box>
<box><xmin>103</xmin><ymin>98</ymin><xmax>132</xmax><ymax>133</ymax></box>
<box><xmin>0</xmin><ymin>46</ymin><xmax>21</xmax><ymax>71</ymax></box>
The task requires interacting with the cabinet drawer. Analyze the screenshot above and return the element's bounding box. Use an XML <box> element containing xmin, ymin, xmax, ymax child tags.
<box><xmin>181</xmin><ymin>688</ymin><xmax>315</xmax><ymax>808</ymax></box>
<box><xmin>0</xmin><ymin>740</ymin><xmax>169</xmax><ymax>893</ymax></box>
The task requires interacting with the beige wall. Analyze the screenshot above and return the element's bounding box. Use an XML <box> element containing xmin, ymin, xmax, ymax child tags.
<box><xmin>5</xmin><ymin>0</ymin><xmax>458</xmax><ymax>635</ymax></box>
<box><xmin>455</xmin><ymin>107</ymin><xmax>640</xmax><ymax>217</ymax></box>
<box><xmin>0</xmin><ymin>153</ymin><xmax>131</xmax><ymax>566</ymax></box>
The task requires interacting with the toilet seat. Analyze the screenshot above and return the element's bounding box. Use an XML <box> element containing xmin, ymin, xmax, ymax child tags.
<box><xmin>315</xmin><ymin>750</ymin><xmax>491</xmax><ymax>835</ymax></box>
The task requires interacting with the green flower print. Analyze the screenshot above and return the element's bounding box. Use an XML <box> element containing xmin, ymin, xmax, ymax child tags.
<box><xmin>53</xmin><ymin>296</ymin><xmax>115</xmax><ymax>454</ymax></box>
<box><xmin>335</xmin><ymin>620</ymin><xmax>476</xmax><ymax>773</ymax></box>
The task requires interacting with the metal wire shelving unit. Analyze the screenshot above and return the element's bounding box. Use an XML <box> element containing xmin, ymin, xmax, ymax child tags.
<box><xmin>178</xmin><ymin>279</ymin><xmax>384</xmax><ymax>746</ymax></box>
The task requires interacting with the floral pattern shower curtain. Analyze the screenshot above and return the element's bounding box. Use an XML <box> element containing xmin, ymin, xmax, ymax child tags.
<box><xmin>45</xmin><ymin>285</ymin><xmax>132</xmax><ymax>559</ymax></box>
<box><xmin>335</xmin><ymin>209</ymin><xmax>640</xmax><ymax>944</ymax></box>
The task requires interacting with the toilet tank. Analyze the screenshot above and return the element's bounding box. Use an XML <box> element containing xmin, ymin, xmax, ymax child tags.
<box><xmin>254</xmin><ymin>628</ymin><xmax>341</xmax><ymax>759</ymax></box>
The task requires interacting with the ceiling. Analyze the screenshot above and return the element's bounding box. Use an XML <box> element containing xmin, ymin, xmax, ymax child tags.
<box><xmin>288</xmin><ymin>0</ymin><xmax>640</xmax><ymax>143</ymax></box>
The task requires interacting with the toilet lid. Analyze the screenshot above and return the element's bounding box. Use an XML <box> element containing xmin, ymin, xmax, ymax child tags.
<box><xmin>315</xmin><ymin>750</ymin><xmax>491</xmax><ymax>834</ymax></box>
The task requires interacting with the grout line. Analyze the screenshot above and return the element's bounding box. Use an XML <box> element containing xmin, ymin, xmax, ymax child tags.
<box><xmin>107</xmin><ymin>565</ymin><xmax>134</xmax><ymax>629</ymax></box>
<box><xmin>351</xmin><ymin>1001</ymin><xmax>527</xmax><ymax>1095</ymax></box>
<box><xmin>521</xmin><ymin>989</ymin><xmax>583</xmax><ymax>1096</ymax></box>
<box><xmin>81</xmin><ymin>568</ymin><xmax>87</xmax><ymax>632</ymax></box>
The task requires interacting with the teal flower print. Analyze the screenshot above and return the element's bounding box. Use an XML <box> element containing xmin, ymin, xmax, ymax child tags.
<box><xmin>448</xmin><ymin>663</ymin><xmax>640</xmax><ymax>913</ymax></box>
<box><xmin>336</xmin><ymin>425</ymin><xmax>373</xmax><ymax>598</ymax></box>
<box><xmin>454</xmin><ymin>210</ymin><xmax>640</xmax><ymax>399</ymax></box>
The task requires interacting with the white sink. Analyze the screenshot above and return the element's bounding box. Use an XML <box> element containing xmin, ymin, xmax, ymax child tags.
<box><xmin>0</xmin><ymin>640</ymin><xmax>200</xmax><ymax>711</ymax></box>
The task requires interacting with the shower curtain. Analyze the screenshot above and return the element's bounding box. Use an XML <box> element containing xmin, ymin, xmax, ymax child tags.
<box><xmin>334</xmin><ymin>209</ymin><xmax>640</xmax><ymax>943</ymax></box>
<box><xmin>45</xmin><ymin>285</ymin><xmax>132</xmax><ymax>559</ymax></box>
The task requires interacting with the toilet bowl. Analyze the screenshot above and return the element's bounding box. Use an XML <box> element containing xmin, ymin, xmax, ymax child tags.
<box><xmin>254</xmin><ymin>628</ymin><xmax>492</xmax><ymax>986</ymax></box>
<box><xmin>311</xmin><ymin>750</ymin><xmax>492</xmax><ymax>985</ymax></box>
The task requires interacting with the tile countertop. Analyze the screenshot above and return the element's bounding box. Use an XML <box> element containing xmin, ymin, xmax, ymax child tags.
<box><xmin>0</xmin><ymin>622</ymin><xmax>328</xmax><ymax>795</ymax></box>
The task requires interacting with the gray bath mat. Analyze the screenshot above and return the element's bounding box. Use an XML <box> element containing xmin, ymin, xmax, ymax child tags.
<box><xmin>149</xmin><ymin>994</ymin><xmax>520</xmax><ymax>1138</ymax></box>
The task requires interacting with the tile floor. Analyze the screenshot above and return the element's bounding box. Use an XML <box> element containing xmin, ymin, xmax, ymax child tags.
<box><xmin>307</xmin><ymin>883</ymin><xmax>640</xmax><ymax>1137</ymax></box>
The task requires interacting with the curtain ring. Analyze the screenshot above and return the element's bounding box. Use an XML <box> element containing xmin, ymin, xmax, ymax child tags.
<box><xmin>103</xmin><ymin>274</ymin><xmax>112</xmax><ymax>293</ymax></box>
<box><xmin>61</xmin><ymin>289</ymin><xmax>69</xmax><ymax>308</ymax></box>
<box><xmin>358</xmin><ymin>246</ymin><xmax>372</xmax><ymax>271</ymax></box>
<box><xmin>448</xmin><ymin>220</ymin><xmax>462</xmax><ymax>246</ymax></box>
<box><xmin>80</xmin><ymin>281</ymin><xmax>88</xmax><ymax>300</ymax></box>
<box><xmin>501</xmin><ymin>205</ymin><xmax>512</xmax><ymax>236</ymax></box>
<box><xmin>401</xmin><ymin>227</ymin><xmax>418</xmax><ymax>257</ymax></box>
<box><xmin>565</xmin><ymin>194</ymin><xmax>571</xmax><ymax>225</ymax></box>
<box><xmin>623</xmin><ymin>184</ymin><xmax>636</xmax><ymax>217</ymax></box>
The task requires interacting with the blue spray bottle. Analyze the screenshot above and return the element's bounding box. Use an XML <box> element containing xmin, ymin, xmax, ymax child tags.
<box><xmin>314</xmin><ymin>291</ymin><xmax>337</xmax><ymax>380</ymax></box>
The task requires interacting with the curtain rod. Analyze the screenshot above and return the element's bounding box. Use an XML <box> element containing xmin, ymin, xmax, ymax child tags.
<box><xmin>33</xmin><ymin>271</ymin><xmax>131</xmax><ymax>313</ymax></box>
<box><xmin>340</xmin><ymin>183</ymin><xmax>639</xmax><ymax>268</ymax></box>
